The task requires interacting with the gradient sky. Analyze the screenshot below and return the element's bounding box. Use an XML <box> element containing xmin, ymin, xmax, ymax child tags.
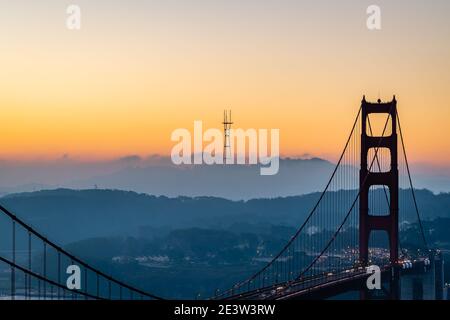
<box><xmin>0</xmin><ymin>0</ymin><xmax>449</xmax><ymax>165</ymax></box>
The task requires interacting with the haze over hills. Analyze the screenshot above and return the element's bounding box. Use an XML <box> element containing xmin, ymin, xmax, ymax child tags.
<box><xmin>1</xmin><ymin>188</ymin><xmax>449</xmax><ymax>246</ymax></box>
<box><xmin>69</xmin><ymin>157</ymin><xmax>340</xmax><ymax>200</ymax></box>
<box><xmin>0</xmin><ymin>157</ymin><xmax>337</xmax><ymax>199</ymax></box>
<box><xmin>0</xmin><ymin>156</ymin><xmax>449</xmax><ymax>199</ymax></box>
<box><xmin>1</xmin><ymin>187</ymin><xmax>449</xmax><ymax>298</ymax></box>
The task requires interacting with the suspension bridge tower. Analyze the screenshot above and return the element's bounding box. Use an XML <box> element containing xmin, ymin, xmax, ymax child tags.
<box><xmin>359</xmin><ymin>96</ymin><xmax>399</xmax><ymax>266</ymax></box>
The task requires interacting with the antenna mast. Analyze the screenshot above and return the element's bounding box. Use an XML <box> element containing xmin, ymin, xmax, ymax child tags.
<box><xmin>222</xmin><ymin>110</ymin><xmax>233</xmax><ymax>163</ymax></box>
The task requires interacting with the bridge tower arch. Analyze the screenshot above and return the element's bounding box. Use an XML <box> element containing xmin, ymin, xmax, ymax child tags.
<box><xmin>359</xmin><ymin>96</ymin><xmax>399</xmax><ymax>266</ymax></box>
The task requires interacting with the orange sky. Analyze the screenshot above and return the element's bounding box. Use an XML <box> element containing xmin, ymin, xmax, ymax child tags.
<box><xmin>0</xmin><ymin>1</ymin><xmax>449</xmax><ymax>165</ymax></box>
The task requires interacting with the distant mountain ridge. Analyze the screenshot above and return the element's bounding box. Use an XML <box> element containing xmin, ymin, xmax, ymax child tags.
<box><xmin>0</xmin><ymin>157</ymin><xmax>337</xmax><ymax>199</ymax></box>
<box><xmin>0</xmin><ymin>156</ymin><xmax>449</xmax><ymax>199</ymax></box>
<box><xmin>67</xmin><ymin>157</ymin><xmax>339</xmax><ymax>200</ymax></box>
<box><xmin>1</xmin><ymin>188</ymin><xmax>449</xmax><ymax>246</ymax></box>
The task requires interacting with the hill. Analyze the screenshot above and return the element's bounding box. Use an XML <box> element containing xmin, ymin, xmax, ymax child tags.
<box><xmin>1</xmin><ymin>188</ymin><xmax>449</xmax><ymax>245</ymax></box>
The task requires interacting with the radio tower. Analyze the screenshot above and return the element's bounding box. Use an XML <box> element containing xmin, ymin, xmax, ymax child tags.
<box><xmin>222</xmin><ymin>110</ymin><xmax>233</xmax><ymax>163</ymax></box>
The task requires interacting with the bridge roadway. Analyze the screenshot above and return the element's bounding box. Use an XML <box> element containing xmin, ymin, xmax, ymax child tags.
<box><xmin>224</xmin><ymin>259</ymin><xmax>430</xmax><ymax>300</ymax></box>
